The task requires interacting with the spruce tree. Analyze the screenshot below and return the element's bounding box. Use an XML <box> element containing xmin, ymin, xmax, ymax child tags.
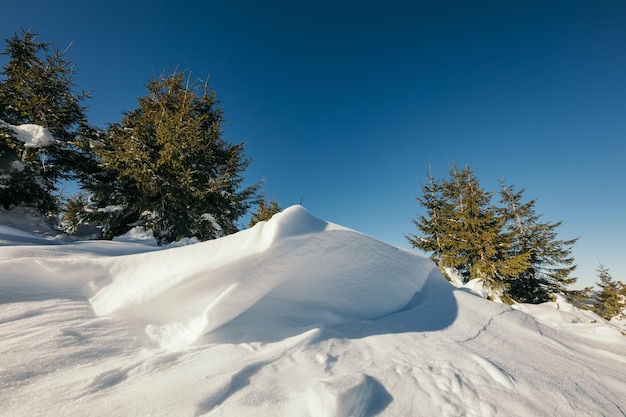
<box><xmin>408</xmin><ymin>163</ymin><xmax>579</xmax><ymax>304</ymax></box>
<box><xmin>0</xmin><ymin>28</ymin><xmax>89</xmax><ymax>215</ymax></box>
<box><xmin>499</xmin><ymin>180</ymin><xmax>578</xmax><ymax>303</ymax></box>
<box><xmin>405</xmin><ymin>166</ymin><xmax>454</xmax><ymax>271</ymax></box>
<box><xmin>443</xmin><ymin>165</ymin><xmax>529</xmax><ymax>301</ymax></box>
<box><xmin>248</xmin><ymin>196</ymin><xmax>281</xmax><ymax>227</ymax></box>
<box><xmin>407</xmin><ymin>164</ymin><xmax>529</xmax><ymax>302</ymax></box>
<box><xmin>592</xmin><ymin>264</ymin><xmax>623</xmax><ymax>320</ymax></box>
<box><xmin>77</xmin><ymin>70</ymin><xmax>258</xmax><ymax>243</ymax></box>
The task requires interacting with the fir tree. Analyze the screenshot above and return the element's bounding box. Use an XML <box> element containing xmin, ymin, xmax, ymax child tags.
<box><xmin>76</xmin><ymin>70</ymin><xmax>258</xmax><ymax>243</ymax></box>
<box><xmin>443</xmin><ymin>165</ymin><xmax>529</xmax><ymax>301</ymax></box>
<box><xmin>405</xmin><ymin>166</ymin><xmax>454</xmax><ymax>271</ymax></box>
<box><xmin>499</xmin><ymin>180</ymin><xmax>579</xmax><ymax>303</ymax></box>
<box><xmin>248</xmin><ymin>196</ymin><xmax>281</xmax><ymax>227</ymax></box>
<box><xmin>407</xmin><ymin>163</ymin><xmax>579</xmax><ymax>304</ymax></box>
<box><xmin>0</xmin><ymin>28</ymin><xmax>89</xmax><ymax>215</ymax></box>
<box><xmin>0</xmin><ymin>28</ymin><xmax>89</xmax><ymax>212</ymax></box>
<box><xmin>407</xmin><ymin>164</ymin><xmax>529</xmax><ymax>302</ymax></box>
<box><xmin>592</xmin><ymin>263</ymin><xmax>623</xmax><ymax>320</ymax></box>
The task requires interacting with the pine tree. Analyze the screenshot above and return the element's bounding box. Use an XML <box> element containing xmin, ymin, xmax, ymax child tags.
<box><xmin>499</xmin><ymin>180</ymin><xmax>578</xmax><ymax>303</ymax></box>
<box><xmin>592</xmin><ymin>264</ymin><xmax>623</xmax><ymax>320</ymax></box>
<box><xmin>0</xmin><ymin>28</ymin><xmax>89</xmax><ymax>215</ymax></box>
<box><xmin>249</xmin><ymin>196</ymin><xmax>281</xmax><ymax>227</ymax></box>
<box><xmin>77</xmin><ymin>70</ymin><xmax>258</xmax><ymax>243</ymax></box>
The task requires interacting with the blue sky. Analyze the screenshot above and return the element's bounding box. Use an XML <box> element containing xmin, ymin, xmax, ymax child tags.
<box><xmin>2</xmin><ymin>0</ymin><xmax>625</xmax><ymax>288</ymax></box>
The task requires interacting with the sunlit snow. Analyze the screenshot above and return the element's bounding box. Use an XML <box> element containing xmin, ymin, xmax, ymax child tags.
<box><xmin>0</xmin><ymin>121</ymin><xmax>55</xmax><ymax>148</ymax></box>
<box><xmin>1</xmin><ymin>205</ymin><xmax>625</xmax><ymax>416</ymax></box>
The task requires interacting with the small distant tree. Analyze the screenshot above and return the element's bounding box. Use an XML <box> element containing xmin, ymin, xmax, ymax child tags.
<box><xmin>591</xmin><ymin>264</ymin><xmax>624</xmax><ymax>320</ymax></box>
<box><xmin>249</xmin><ymin>196</ymin><xmax>281</xmax><ymax>227</ymax></box>
<box><xmin>75</xmin><ymin>69</ymin><xmax>258</xmax><ymax>243</ymax></box>
<box><xmin>0</xmin><ymin>27</ymin><xmax>89</xmax><ymax>215</ymax></box>
<box><xmin>61</xmin><ymin>192</ymin><xmax>90</xmax><ymax>234</ymax></box>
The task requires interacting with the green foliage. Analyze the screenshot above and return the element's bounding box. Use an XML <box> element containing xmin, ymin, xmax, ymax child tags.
<box><xmin>406</xmin><ymin>166</ymin><xmax>453</xmax><ymax>270</ymax></box>
<box><xmin>407</xmin><ymin>163</ymin><xmax>578</xmax><ymax>304</ymax></box>
<box><xmin>60</xmin><ymin>192</ymin><xmax>90</xmax><ymax>234</ymax></box>
<box><xmin>76</xmin><ymin>70</ymin><xmax>258</xmax><ymax>243</ymax></box>
<box><xmin>249</xmin><ymin>196</ymin><xmax>281</xmax><ymax>227</ymax></box>
<box><xmin>499</xmin><ymin>180</ymin><xmax>578</xmax><ymax>303</ymax></box>
<box><xmin>591</xmin><ymin>264</ymin><xmax>625</xmax><ymax>320</ymax></box>
<box><xmin>0</xmin><ymin>27</ymin><xmax>89</xmax><ymax>214</ymax></box>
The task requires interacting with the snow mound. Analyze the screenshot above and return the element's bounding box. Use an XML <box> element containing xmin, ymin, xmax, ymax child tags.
<box><xmin>89</xmin><ymin>206</ymin><xmax>436</xmax><ymax>349</ymax></box>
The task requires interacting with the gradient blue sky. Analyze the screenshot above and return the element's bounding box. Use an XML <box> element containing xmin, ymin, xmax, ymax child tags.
<box><xmin>3</xmin><ymin>0</ymin><xmax>625</xmax><ymax>288</ymax></box>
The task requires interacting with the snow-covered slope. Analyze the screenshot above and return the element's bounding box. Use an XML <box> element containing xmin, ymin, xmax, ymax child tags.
<box><xmin>1</xmin><ymin>206</ymin><xmax>625</xmax><ymax>416</ymax></box>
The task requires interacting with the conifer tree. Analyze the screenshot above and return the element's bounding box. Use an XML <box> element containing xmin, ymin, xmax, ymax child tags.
<box><xmin>499</xmin><ymin>180</ymin><xmax>578</xmax><ymax>303</ymax></box>
<box><xmin>408</xmin><ymin>163</ymin><xmax>579</xmax><ymax>304</ymax></box>
<box><xmin>407</xmin><ymin>164</ymin><xmax>529</xmax><ymax>302</ymax></box>
<box><xmin>0</xmin><ymin>28</ymin><xmax>89</xmax><ymax>215</ymax></box>
<box><xmin>77</xmin><ymin>70</ymin><xmax>258</xmax><ymax>243</ymax></box>
<box><xmin>248</xmin><ymin>196</ymin><xmax>281</xmax><ymax>227</ymax></box>
<box><xmin>443</xmin><ymin>165</ymin><xmax>529</xmax><ymax>301</ymax></box>
<box><xmin>405</xmin><ymin>166</ymin><xmax>454</xmax><ymax>271</ymax></box>
<box><xmin>592</xmin><ymin>264</ymin><xmax>623</xmax><ymax>320</ymax></box>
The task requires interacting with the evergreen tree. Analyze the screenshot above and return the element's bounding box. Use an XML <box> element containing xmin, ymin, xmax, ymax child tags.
<box><xmin>408</xmin><ymin>163</ymin><xmax>578</xmax><ymax>304</ymax></box>
<box><xmin>76</xmin><ymin>70</ymin><xmax>258</xmax><ymax>243</ymax></box>
<box><xmin>407</xmin><ymin>164</ymin><xmax>529</xmax><ymax>302</ymax></box>
<box><xmin>249</xmin><ymin>196</ymin><xmax>281</xmax><ymax>227</ymax></box>
<box><xmin>592</xmin><ymin>264</ymin><xmax>623</xmax><ymax>320</ymax></box>
<box><xmin>499</xmin><ymin>180</ymin><xmax>579</xmax><ymax>303</ymax></box>
<box><xmin>443</xmin><ymin>165</ymin><xmax>529</xmax><ymax>301</ymax></box>
<box><xmin>405</xmin><ymin>166</ymin><xmax>454</xmax><ymax>271</ymax></box>
<box><xmin>0</xmin><ymin>28</ymin><xmax>89</xmax><ymax>215</ymax></box>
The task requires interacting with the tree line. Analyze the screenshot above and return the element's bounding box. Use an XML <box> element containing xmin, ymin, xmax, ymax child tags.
<box><xmin>1</xmin><ymin>29</ymin><xmax>623</xmax><ymax>316</ymax></box>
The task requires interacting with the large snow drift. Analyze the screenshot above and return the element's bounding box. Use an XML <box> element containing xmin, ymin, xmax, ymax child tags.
<box><xmin>1</xmin><ymin>205</ymin><xmax>625</xmax><ymax>417</ymax></box>
<box><xmin>88</xmin><ymin>206</ymin><xmax>437</xmax><ymax>348</ymax></box>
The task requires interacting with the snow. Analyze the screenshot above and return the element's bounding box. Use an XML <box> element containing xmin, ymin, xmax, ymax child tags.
<box><xmin>1</xmin><ymin>121</ymin><xmax>55</xmax><ymax>148</ymax></box>
<box><xmin>1</xmin><ymin>205</ymin><xmax>625</xmax><ymax>416</ymax></box>
<box><xmin>112</xmin><ymin>226</ymin><xmax>158</xmax><ymax>246</ymax></box>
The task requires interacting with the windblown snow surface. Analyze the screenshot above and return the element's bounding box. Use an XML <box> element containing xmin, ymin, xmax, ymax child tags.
<box><xmin>1</xmin><ymin>205</ymin><xmax>625</xmax><ymax>416</ymax></box>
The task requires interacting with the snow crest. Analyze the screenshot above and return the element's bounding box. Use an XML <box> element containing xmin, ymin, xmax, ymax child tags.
<box><xmin>88</xmin><ymin>206</ymin><xmax>435</xmax><ymax>349</ymax></box>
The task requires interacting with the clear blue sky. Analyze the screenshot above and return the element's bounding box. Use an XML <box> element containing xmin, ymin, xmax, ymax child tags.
<box><xmin>2</xmin><ymin>0</ymin><xmax>625</xmax><ymax>288</ymax></box>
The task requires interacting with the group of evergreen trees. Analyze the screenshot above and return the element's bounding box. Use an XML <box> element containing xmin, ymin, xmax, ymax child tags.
<box><xmin>406</xmin><ymin>164</ymin><xmax>625</xmax><ymax>316</ymax></box>
<box><xmin>1</xmin><ymin>28</ymin><xmax>265</xmax><ymax>243</ymax></box>
<box><xmin>406</xmin><ymin>164</ymin><xmax>579</xmax><ymax>304</ymax></box>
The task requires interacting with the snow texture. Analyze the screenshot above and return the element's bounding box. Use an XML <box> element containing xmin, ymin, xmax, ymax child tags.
<box><xmin>1</xmin><ymin>205</ymin><xmax>625</xmax><ymax>416</ymax></box>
